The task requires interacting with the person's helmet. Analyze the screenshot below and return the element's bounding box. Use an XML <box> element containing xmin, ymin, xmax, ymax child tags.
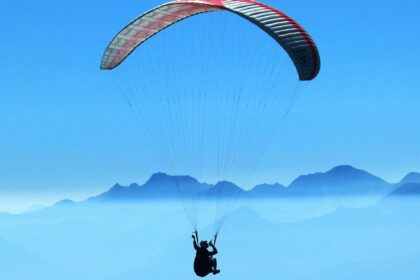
<box><xmin>200</xmin><ymin>240</ymin><xmax>209</xmax><ymax>248</ymax></box>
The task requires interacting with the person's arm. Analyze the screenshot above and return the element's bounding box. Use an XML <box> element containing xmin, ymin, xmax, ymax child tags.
<box><xmin>192</xmin><ymin>235</ymin><xmax>199</xmax><ymax>250</ymax></box>
<box><xmin>209</xmin><ymin>241</ymin><xmax>218</xmax><ymax>255</ymax></box>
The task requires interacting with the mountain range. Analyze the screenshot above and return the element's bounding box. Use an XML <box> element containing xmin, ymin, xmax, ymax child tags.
<box><xmin>83</xmin><ymin>165</ymin><xmax>420</xmax><ymax>203</ymax></box>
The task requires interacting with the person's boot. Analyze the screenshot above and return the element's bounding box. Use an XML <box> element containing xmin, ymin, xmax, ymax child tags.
<box><xmin>213</xmin><ymin>269</ymin><xmax>220</xmax><ymax>275</ymax></box>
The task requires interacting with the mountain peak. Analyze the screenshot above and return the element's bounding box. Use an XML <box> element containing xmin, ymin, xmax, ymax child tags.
<box><xmin>149</xmin><ymin>172</ymin><xmax>169</xmax><ymax>179</ymax></box>
<box><xmin>325</xmin><ymin>165</ymin><xmax>376</xmax><ymax>179</ymax></box>
<box><xmin>207</xmin><ymin>181</ymin><xmax>245</xmax><ymax>198</ymax></box>
<box><xmin>215</xmin><ymin>180</ymin><xmax>239</xmax><ymax>188</ymax></box>
<box><xmin>108</xmin><ymin>182</ymin><xmax>140</xmax><ymax>193</ymax></box>
<box><xmin>323</xmin><ymin>165</ymin><xmax>385</xmax><ymax>182</ymax></box>
<box><xmin>248</xmin><ymin>183</ymin><xmax>286</xmax><ymax>198</ymax></box>
<box><xmin>54</xmin><ymin>199</ymin><xmax>75</xmax><ymax>207</ymax></box>
<box><xmin>399</xmin><ymin>172</ymin><xmax>420</xmax><ymax>185</ymax></box>
<box><xmin>329</xmin><ymin>165</ymin><xmax>359</xmax><ymax>173</ymax></box>
<box><xmin>289</xmin><ymin>165</ymin><xmax>389</xmax><ymax>196</ymax></box>
<box><xmin>391</xmin><ymin>183</ymin><xmax>420</xmax><ymax>196</ymax></box>
<box><xmin>213</xmin><ymin>181</ymin><xmax>244</xmax><ymax>193</ymax></box>
<box><xmin>110</xmin><ymin>183</ymin><xmax>124</xmax><ymax>190</ymax></box>
<box><xmin>147</xmin><ymin>172</ymin><xmax>170</xmax><ymax>183</ymax></box>
<box><xmin>129</xmin><ymin>183</ymin><xmax>140</xmax><ymax>188</ymax></box>
<box><xmin>146</xmin><ymin>172</ymin><xmax>198</xmax><ymax>185</ymax></box>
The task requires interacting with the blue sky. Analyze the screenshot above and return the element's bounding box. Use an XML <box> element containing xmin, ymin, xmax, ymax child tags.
<box><xmin>1</xmin><ymin>0</ymin><xmax>419</xmax><ymax>212</ymax></box>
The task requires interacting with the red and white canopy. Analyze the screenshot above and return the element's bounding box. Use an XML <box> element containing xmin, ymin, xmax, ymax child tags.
<box><xmin>100</xmin><ymin>0</ymin><xmax>320</xmax><ymax>81</ymax></box>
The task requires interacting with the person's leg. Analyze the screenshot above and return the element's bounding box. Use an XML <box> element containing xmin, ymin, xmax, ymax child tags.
<box><xmin>211</xmin><ymin>258</ymin><xmax>220</xmax><ymax>274</ymax></box>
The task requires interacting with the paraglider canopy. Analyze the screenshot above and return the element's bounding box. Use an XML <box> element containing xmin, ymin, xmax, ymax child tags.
<box><xmin>100</xmin><ymin>0</ymin><xmax>320</xmax><ymax>81</ymax></box>
<box><xmin>99</xmin><ymin>0</ymin><xmax>321</xmax><ymax>238</ymax></box>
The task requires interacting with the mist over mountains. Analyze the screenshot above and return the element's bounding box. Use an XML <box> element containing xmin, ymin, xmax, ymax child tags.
<box><xmin>85</xmin><ymin>165</ymin><xmax>420</xmax><ymax>204</ymax></box>
<box><xmin>1</xmin><ymin>166</ymin><xmax>419</xmax><ymax>279</ymax></box>
<box><xmin>2</xmin><ymin>167</ymin><xmax>419</xmax><ymax>280</ymax></box>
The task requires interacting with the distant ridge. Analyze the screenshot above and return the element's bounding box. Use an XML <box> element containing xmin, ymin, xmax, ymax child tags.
<box><xmin>84</xmin><ymin>165</ymin><xmax>417</xmax><ymax>203</ymax></box>
<box><xmin>1</xmin><ymin>165</ymin><xmax>416</xmax><ymax>214</ymax></box>
<box><xmin>54</xmin><ymin>199</ymin><xmax>76</xmax><ymax>207</ymax></box>
<box><xmin>89</xmin><ymin>173</ymin><xmax>213</xmax><ymax>202</ymax></box>
<box><xmin>390</xmin><ymin>183</ymin><xmax>420</xmax><ymax>196</ymax></box>
<box><xmin>399</xmin><ymin>172</ymin><xmax>420</xmax><ymax>185</ymax></box>
<box><xmin>248</xmin><ymin>183</ymin><xmax>286</xmax><ymax>198</ymax></box>
<box><xmin>287</xmin><ymin>165</ymin><xmax>390</xmax><ymax>196</ymax></box>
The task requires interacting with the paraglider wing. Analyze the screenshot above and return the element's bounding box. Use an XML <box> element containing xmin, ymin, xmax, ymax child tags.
<box><xmin>100</xmin><ymin>0</ymin><xmax>320</xmax><ymax>81</ymax></box>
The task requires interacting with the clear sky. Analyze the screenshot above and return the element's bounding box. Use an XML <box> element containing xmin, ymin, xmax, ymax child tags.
<box><xmin>1</xmin><ymin>0</ymin><xmax>419</xmax><ymax>212</ymax></box>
